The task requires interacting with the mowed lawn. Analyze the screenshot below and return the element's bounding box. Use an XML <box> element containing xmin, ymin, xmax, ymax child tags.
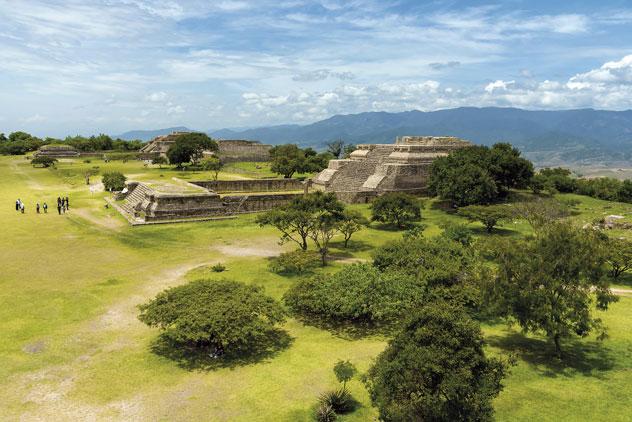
<box><xmin>0</xmin><ymin>155</ymin><xmax>631</xmax><ymax>421</ymax></box>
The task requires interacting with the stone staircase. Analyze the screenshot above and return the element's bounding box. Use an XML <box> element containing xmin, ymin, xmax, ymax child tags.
<box><xmin>119</xmin><ymin>183</ymin><xmax>153</xmax><ymax>216</ymax></box>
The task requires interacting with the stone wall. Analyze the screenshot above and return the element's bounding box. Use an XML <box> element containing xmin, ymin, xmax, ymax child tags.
<box><xmin>192</xmin><ymin>178</ymin><xmax>304</xmax><ymax>193</ymax></box>
<box><xmin>217</xmin><ymin>140</ymin><xmax>271</xmax><ymax>163</ymax></box>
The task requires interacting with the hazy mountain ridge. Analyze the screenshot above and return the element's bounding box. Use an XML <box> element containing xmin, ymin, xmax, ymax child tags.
<box><xmin>118</xmin><ymin>107</ymin><xmax>632</xmax><ymax>165</ymax></box>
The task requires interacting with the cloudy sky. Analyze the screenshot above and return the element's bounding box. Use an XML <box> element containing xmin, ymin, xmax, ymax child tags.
<box><xmin>1</xmin><ymin>0</ymin><xmax>632</xmax><ymax>137</ymax></box>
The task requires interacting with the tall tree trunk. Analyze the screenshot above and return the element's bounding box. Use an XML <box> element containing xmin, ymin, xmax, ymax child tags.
<box><xmin>553</xmin><ymin>334</ymin><xmax>563</xmax><ymax>359</ymax></box>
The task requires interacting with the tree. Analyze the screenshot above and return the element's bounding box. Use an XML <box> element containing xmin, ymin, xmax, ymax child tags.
<box><xmin>326</xmin><ymin>139</ymin><xmax>345</xmax><ymax>158</ymax></box>
<box><xmin>342</xmin><ymin>143</ymin><xmax>356</xmax><ymax>158</ymax></box>
<box><xmin>138</xmin><ymin>279</ymin><xmax>286</xmax><ymax>354</ymax></box>
<box><xmin>200</xmin><ymin>156</ymin><xmax>222</xmax><ymax>180</ymax></box>
<box><xmin>429</xmin><ymin>143</ymin><xmax>533</xmax><ymax>206</ymax></box>
<box><xmin>102</xmin><ymin>171</ymin><xmax>127</xmax><ymax>191</ymax></box>
<box><xmin>30</xmin><ymin>156</ymin><xmax>57</xmax><ymax>168</ymax></box>
<box><xmin>309</xmin><ymin>211</ymin><xmax>343</xmax><ymax>265</ymax></box>
<box><xmin>458</xmin><ymin>204</ymin><xmax>513</xmax><ymax>233</ymax></box>
<box><xmin>269</xmin><ymin>144</ymin><xmax>305</xmax><ymax>178</ymax></box>
<box><xmin>166</xmin><ymin>133</ymin><xmax>218</xmax><ymax>167</ymax></box>
<box><xmin>152</xmin><ymin>156</ymin><xmax>168</xmax><ymax>169</ymax></box>
<box><xmin>365</xmin><ymin>302</ymin><xmax>509</xmax><ymax>421</ymax></box>
<box><xmin>256</xmin><ymin>192</ymin><xmax>344</xmax><ymax>251</ymax></box>
<box><xmin>333</xmin><ymin>360</ymin><xmax>357</xmax><ymax>390</ymax></box>
<box><xmin>338</xmin><ymin>209</ymin><xmax>367</xmax><ymax>247</ymax></box>
<box><xmin>284</xmin><ymin>264</ymin><xmax>424</xmax><ymax>326</ymax></box>
<box><xmin>618</xmin><ymin>180</ymin><xmax>632</xmax><ymax>203</ymax></box>
<box><xmin>483</xmin><ymin>222</ymin><xmax>618</xmax><ymax>358</ymax></box>
<box><xmin>510</xmin><ymin>198</ymin><xmax>571</xmax><ymax>232</ymax></box>
<box><xmin>371</xmin><ymin>193</ymin><xmax>421</xmax><ymax>228</ymax></box>
<box><xmin>604</xmin><ymin>237</ymin><xmax>632</xmax><ymax>279</ymax></box>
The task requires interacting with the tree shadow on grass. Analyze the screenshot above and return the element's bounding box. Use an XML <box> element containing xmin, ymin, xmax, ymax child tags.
<box><xmin>487</xmin><ymin>332</ymin><xmax>615</xmax><ymax>378</ymax></box>
<box><xmin>150</xmin><ymin>329</ymin><xmax>294</xmax><ymax>371</ymax></box>
<box><xmin>292</xmin><ymin>315</ymin><xmax>398</xmax><ymax>340</ymax></box>
<box><xmin>612</xmin><ymin>272</ymin><xmax>632</xmax><ymax>288</ymax></box>
<box><xmin>468</xmin><ymin>226</ymin><xmax>519</xmax><ymax>237</ymax></box>
<box><xmin>329</xmin><ymin>239</ymin><xmax>373</xmax><ymax>253</ymax></box>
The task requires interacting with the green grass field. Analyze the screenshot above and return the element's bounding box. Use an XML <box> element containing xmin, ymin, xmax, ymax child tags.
<box><xmin>1</xmin><ymin>155</ymin><xmax>631</xmax><ymax>421</ymax></box>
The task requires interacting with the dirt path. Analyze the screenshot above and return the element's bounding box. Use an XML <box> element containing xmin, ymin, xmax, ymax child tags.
<box><xmin>8</xmin><ymin>261</ymin><xmax>217</xmax><ymax>421</ymax></box>
<box><xmin>612</xmin><ymin>288</ymin><xmax>632</xmax><ymax>296</ymax></box>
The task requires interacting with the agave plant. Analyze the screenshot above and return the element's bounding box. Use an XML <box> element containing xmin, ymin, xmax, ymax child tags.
<box><xmin>314</xmin><ymin>403</ymin><xmax>337</xmax><ymax>422</ymax></box>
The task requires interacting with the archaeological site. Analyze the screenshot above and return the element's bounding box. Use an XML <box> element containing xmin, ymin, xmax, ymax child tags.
<box><xmin>312</xmin><ymin>136</ymin><xmax>472</xmax><ymax>203</ymax></box>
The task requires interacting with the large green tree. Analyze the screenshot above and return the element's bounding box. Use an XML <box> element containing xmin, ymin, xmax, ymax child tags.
<box><xmin>429</xmin><ymin>143</ymin><xmax>533</xmax><ymax>206</ymax></box>
<box><xmin>166</xmin><ymin>133</ymin><xmax>218</xmax><ymax>167</ymax></box>
<box><xmin>269</xmin><ymin>144</ymin><xmax>331</xmax><ymax>178</ymax></box>
<box><xmin>370</xmin><ymin>192</ymin><xmax>422</xmax><ymax>228</ymax></box>
<box><xmin>483</xmin><ymin>222</ymin><xmax>617</xmax><ymax>357</ymax></box>
<box><xmin>365</xmin><ymin>303</ymin><xmax>509</xmax><ymax>422</ymax></box>
<box><xmin>458</xmin><ymin>204</ymin><xmax>513</xmax><ymax>233</ymax></box>
<box><xmin>138</xmin><ymin>280</ymin><xmax>286</xmax><ymax>354</ymax></box>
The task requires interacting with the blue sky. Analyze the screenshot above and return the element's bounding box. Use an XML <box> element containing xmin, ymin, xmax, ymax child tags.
<box><xmin>1</xmin><ymin>0</ymin><xmax>632</xmax><ymax>137</ymax></box>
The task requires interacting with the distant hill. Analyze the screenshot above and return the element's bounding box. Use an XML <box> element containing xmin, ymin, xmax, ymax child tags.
<box><xmin>118</xmin><ymin>107</ymin><xmax>632</xmax><ymax>165</ymax></box>
<box><xmin>116</xmin><ymin>126</ymin><xmax>193</xmax><ymax>141</ymax></box>
<box><xmin>208</xmin><ymin>107</ymin><xmax>632</xmax><ymax>166</ymax></box>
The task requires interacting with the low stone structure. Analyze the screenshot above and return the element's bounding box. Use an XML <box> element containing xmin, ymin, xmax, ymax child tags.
<box><xmin>312</xmin><ymin>136</ymin><xmax>472</xmax><ymax>203</ymax></box>
<box><xmin>113</xmin><ymin>179</ymin><xmax>304</xmax><ymax>224</ymax></box>
<box><xmin>34</xmin><ymin>144</ymin><xmax>80</xmax><ymax>158</ymax></box>
<box><xmin>191</xmin><ymin>178</ymin><xmax>304</xmax><ymax>193</ymax></box>
<box><xmin>139</xmin><ymin>131</ymin><xmax>271</xmax><ymax>162</ymax></box>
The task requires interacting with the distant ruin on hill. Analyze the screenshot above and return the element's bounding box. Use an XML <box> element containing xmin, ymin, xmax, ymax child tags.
<box><xmin>139</xmin><ymin>131</ymin><xmax>272</xmax><ymax>163</ymax></box>
<box><xmin>312</xmin><ymin>136</ymin><xmax>472</xmax><ymax>203</ymax></box>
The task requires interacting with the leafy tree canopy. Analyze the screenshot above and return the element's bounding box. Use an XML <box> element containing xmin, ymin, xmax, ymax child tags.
<box><xmin>482</xmin><ymin>222</ymin><xmax>618</xmax><ymax>357</ymax></box>
<box><xmin>167</xmin><ymin>133</ymin><xmax>218</xmax><ymax>167</ymax></box>
<box><xmin>429</xmin><ymin>143</ymin><xmax>533</xmax><ymax>206</ymax></box>
<box><xmin>365</xmin><ymin>302</ymin><xmax>509</xmax><ymax>422</ymax></box>
<box><xmin>102</xmin><ymin>171</ymin><xmax>127</xmax><ymax>191</ymax></box>
<box><xmin>138</xmin><ymin>279</ymin><xmax>286</xmax><ymax>353</ymax></box>
<box><xmin>370</xmin><ymin>192</ymin><xmax>422</xmax><ymax>228</ymax></box>
<box><xmin>458</xmin><ymin>204</ymin><xmax>513</xmax><ymax>233</ymax></box>
<box><xmin>269</xmin><ymin>144</ymin><xmax>332</xmax><ymax>178</ymax></box>
<box><xmin>283</xmin><ymin>263</ymin><xmax>424</xmax><ymax>326</ymax></box>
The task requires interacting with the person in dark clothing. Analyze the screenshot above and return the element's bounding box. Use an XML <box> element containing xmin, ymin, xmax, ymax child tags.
<box><xmin>36</xmin><ymin>203</ymin><xmax>40</xmax><ymax>214</ymax></box>
<box><xmin>57</xmin><ymin>203</ymin><xmax>61</xmax><ymax>215</ymax></box>
<box><xmin>65</xmin><ymin>196</ymin><xmax>69</xmax><ymax>210</ymax></box>
<box><xmin>16</xmin><ymin>199</ymin><xmax>20</xmax><ymax>211</ymax></box>
<box><xmin>57</xmin><ymin>197</ymin><xmax>62</xmax><ymax>208</ymax></box>
<box><xmin>43</xmin><ymin>202</ymin><xmax>48</xmax><ymax>213</ymax></box>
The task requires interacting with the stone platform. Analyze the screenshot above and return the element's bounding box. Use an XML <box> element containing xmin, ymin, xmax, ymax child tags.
<box><xmin>312</xmin><ymin>136</ymin><xmax>472</xmax><ymax>203</ymax></box>
<box><xmin>112</xmin><ymin>178</ymin><xmax>304</xmax><ymax>224</ymax></box>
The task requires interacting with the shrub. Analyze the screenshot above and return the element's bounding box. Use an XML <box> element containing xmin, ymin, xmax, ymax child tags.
<box><xmin>283</xmin><ymin>264</ymin><xmax>424</xmax><ymax>325</ymax></box>
<box><xmin>371</xmin><ymin>192</ymin><xmax>422</xmax><ymax>228</ymax></box>
<box><xmin>314</xmin><ymin>403</ymin><xmax>337</xmax><ymax>422</ymax></box>
<box><xmin>457</xmin><ymin>204</ymin><xmax>513</xmax><ymax>233</ymax></box>
<box><xmin>211</xmin><ymin>263</ymin><xmax>226</xmax><ymax>272</ymax></box>
<box><xmin>102</xmin><ymin>171</ymin><xmax>127</xmax><ymax>191</ymax></box>
<box><xmin>269</xmin><ymin>250</ymin><xmax>321</xmax><ymax>275</ymax></box>
<box><xmin>319</xmin><ymin>389</ymin><xmax>356</xmax><ymax>414</ymax></box>
<box><xmin>30</xmin><ymin>156</ymin><xmax>57</xmax><ymax>168</ymax></box>
<box><xmin>138</xmin><ymin>279</ymin><xmax>286</xmax><ymax>354</ymax></box>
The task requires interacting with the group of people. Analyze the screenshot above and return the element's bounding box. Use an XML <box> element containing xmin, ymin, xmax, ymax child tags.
<box><xmin>15</xmin><ymin>196</ymin><xmax>69</xmax><ymax>215</ymax></box>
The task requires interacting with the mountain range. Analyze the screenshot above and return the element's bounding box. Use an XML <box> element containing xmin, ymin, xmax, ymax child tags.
<box><xmin>117</xmin><ymin>107</ymin><xmax>632</xmax><ymax>166</ymax></box>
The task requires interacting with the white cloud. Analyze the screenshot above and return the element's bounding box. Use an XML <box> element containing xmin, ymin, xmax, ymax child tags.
<box><xmin>485</xmin><ymin>80</ymin><xmax>515</xmax><ymax>93</ymax></box>
<box><xmin>145</xmin><ymin>91</ymin><xmax>168</xmax><ymax>102</ymax></box>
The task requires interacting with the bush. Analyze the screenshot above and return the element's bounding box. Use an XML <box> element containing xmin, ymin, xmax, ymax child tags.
<box><xmin>83</xmin><ymin>159</ymin><xmax>92</xmax><ymax>163</ymax></box>
<box><xmin>269</xmin><ymin>250</ymin><xmax>321</xmax><ymax>275</ymax></box>
<box><xmin>211</xmin><ymin>263</ymin><xmax>226</xmax><ymax>272</ymax></box>
<box><xmin>138</xmin><ymin>279</ymin><xmax>286</xmax><ymax>354</ymax></box>
<box><xmin>283</xmin><ymin>264</ymin><xmax>424</xmax><ymax>325</ymax></box>
<box><xmin>30</xmin><ymin>156</ymin><xmax>57</xmax><ymax>168</ymax></box>
<box><xmin>314</xmin><ymin>403</ymin><xmax>337</xmax><ymax>422</ymax></box>
<box><xmin>371</xmin><ymin>192</ymin><xmax>422</xmax><ymax>228</ymax></box>
<box><xmin>319</xmin><ymin>389</ymin><xmax>356</xmax><ymax>414</ymax></box>
<box><xmin>102</xmin><ymin>171</ymin><xmax>127</xmax><ymax>191</ymax></box>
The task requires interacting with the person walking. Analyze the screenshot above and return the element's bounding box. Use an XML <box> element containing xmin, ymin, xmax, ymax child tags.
<box><xmin>57</xmin><ymin>201</ymin><xmax>61</xmax><ymax>215</ymax></box>
<box><xmin>20</xmin><ymin>202</ymin><xmax>25</xmax><ymax>213</ymax></box>
<box><xmin>36</xmin><ymin>203</ymin><xmax>40</xmax><ymax>214</ymax></box>
<box><xmin>43</xmin><ymin>202</ymin><xmax>48</xmax><ymax>213</ymax></box>
<box><xmin>65</xmin><ymin>196</ymin><xmax>69</xmax><ymax>210</ymax></box>
<box><xmin>15</xmin><ymin>199</ymin><xmax>20</xmax><ymax>211</ymax></box>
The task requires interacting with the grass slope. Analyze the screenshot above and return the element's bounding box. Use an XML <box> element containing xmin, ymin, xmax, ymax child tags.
<box><xmin>0</xmin><ymin>155</ymin><xmax>630</xmax><ymax>421</ymax></box>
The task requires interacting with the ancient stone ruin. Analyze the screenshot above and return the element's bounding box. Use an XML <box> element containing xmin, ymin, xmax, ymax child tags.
<box><xmin>34</xmin><ymin>144</ymin><xmax>80</xmax><ymax>158</ymax></box>
<box><xmin>110</xmin><ymin>178</ymin><xmax>306</xmax><ymax>224</ymax></box>
<box><xmin>312</xmin><ymin>136</ymin><xmax>472</xmax><ymax>203</ymax></box>
<box><xmin>139</xmin><ymin>131</ymin><xmax>272</xmax><ymax>163</ymax></box>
